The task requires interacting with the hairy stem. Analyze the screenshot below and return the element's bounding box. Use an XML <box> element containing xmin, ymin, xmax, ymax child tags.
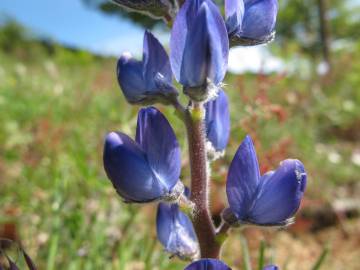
<box><xmin>185</xmin><ymin>102</ymin><xmax>221</xmax><ymax>258</ymax></box>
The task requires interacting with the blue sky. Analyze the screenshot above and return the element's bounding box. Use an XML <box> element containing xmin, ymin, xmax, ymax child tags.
<box><xmin>0</xmin><ymin>0</ymin><xmax>158</xmax><ymax>56</ymax></box>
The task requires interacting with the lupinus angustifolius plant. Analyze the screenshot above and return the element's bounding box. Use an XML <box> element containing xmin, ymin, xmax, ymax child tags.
<box><xmin>104</xmin><ymin>0</ymin><xmax>307</xmax><ymax>269</ymax></box>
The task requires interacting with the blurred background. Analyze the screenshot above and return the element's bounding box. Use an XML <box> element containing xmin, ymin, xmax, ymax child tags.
<box><xmin>0</xmin><ymin>0</ymin><xmax>359</xmax><ymax>269</ymax></box>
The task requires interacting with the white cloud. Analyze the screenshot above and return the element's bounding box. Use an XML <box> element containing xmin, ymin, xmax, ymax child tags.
<box><xmin>89</xmin><ymin>35</ymin><xmax>143</xmax><ymax>57</ymax></box>
<box><xmin>88</xmin><ymin>29</ymin><xmax>170</xmax><ymax>57</ymax></box>
<box><xmin>227</xmin><ymin>46</ymin><xmax>285</xmax><ymax>74</ymax></box>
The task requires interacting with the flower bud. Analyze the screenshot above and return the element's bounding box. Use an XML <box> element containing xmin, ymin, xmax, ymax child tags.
<box><xmin>225</xmin><ymin>0</ymin><xmax>244</xmax><ymax>36</ymax></box>
<box><xmin>205</xmin><ymin>89</ymin><xmax>230</xmax><ymax>157</ymax></box>
<box><xmin>117</xmin><ymin>30</ymin><xmax>177</xmax><ymax>105</ymax></box>
<box><xmin>184</xmin><ymin>259</ymin><xmax>231</xmax><ymax>270</ymax></box>
<box><xmin>156</xmin><ymin>201</ymin><xmax>199</xmax><ymax>260</ymax></box>
<box><xmin>103</xmin><ymin>107</ymin><xmax>182</xmax><ymax>203</ymax></box>
<box><xmin>225</xmin><ymin>135</ymin><xmax>307</xmax><ymax>226</ymax></box>
<box><xmin>225</xmin><ymin>0</ymin><xmax>278</xmax><ymax>46</ymax></box>
<box><xmin>170</xmin><ymin>0</ymin><xmax>229</xmax><ymax>101</ymax></box>
<box><xmin>263</xmin><ymin>266</ymin><xmax>279</xmax><ymax>270</ymax></box>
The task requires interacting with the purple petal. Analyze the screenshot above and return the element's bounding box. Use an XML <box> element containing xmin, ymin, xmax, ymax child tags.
<box><xmin>199</xmin><ymin>1</ymin><xmax>229</xmax><ymax>85</ymax></box>
<box><xmin>241</xmin><ymin>0</ymin><xmax>278</xmax><ymax>40</ymax></box>
<box><xmin>184</xmin><ymin>259</ymin><xmax>231</xmax><ymax>270</ymax></box>
<box><xmin>117</xmin><ymin>31</ymin><xmax>177</xmax><ymax>104</ymax></box>
<box><xmin>225</xmin><ymin>0</ymin><xmax>245</xmax><ymax>35</ymax></box>
<box><xmin>249</xmin><ymin>159</ymin><xmax>307</xmax><ymax>224</ymax></box>
<box><xmin>142</xmin><ymin>30</ymin><xmax>172</xmax><ymax>89</ymax></box>
<box><xmin>179</xmin><ymin>3</ymin><xmax>210</xmax><ymax>86</ymax></box>
<box><xmin>263</xmin><ymin>265</ymin><xmax>279</xmax><ymax>270</ymax></box>
<box><xmin>205</xmin><ymin>89</ymin><xmax>230</xmax><ymax>152</ymax></box>
<box><xmin>117</xmin><ymin>53</ymin><xmax>147</xmax><ymax>103</ymax></box>
<box><xmin>156</xmin><ymin>203</ymin><xmax>198</xmax><ymax>259</ymax></box>
<box><xmin>170</xmin><ymin>0</ymin><xmax>228</xmax><ymax>87</ymax></box>
<box><xmin>23</xmin><ymin>250</ymin><xmax>37</xmax><ymax>270</ymax></box>
<box><xmin>170</xmin><ymin>0</ymin><xmax>204</xmax><ymax>83</ymax></box>
<box><xmin>226</xmin><ymin>135</ymin><xmax>261</xmax><ymax>220</ymax></box>
<box><xmin>136</xmin><ymin>107</ymin><xmax>181</xmax><ymax>191</ymax></box>
<box><xmin>103</xmin><ymin>132</ymin><xmax>168</xmax><ymax>202</ymax></box>
<box><xmin>8</xmin><ymin>258</ymin><xmax>19</xmax><ymax>270</ymax></box>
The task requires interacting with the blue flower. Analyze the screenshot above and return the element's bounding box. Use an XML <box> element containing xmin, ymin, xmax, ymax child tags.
<box><xmin>112</xmin><ymin>0</ymin><xmax>176</xmax><ymax>21</ymax></box>
<box><xmin>170</xmin><ymin>0</ymin><xmax>229</xmax><ymax>100</ymax></box>
<box><xmin>225</xmin><ymin>0</ymin><xmax>245</xmax><ymax>36</ymax></box>
<box><xmin>184</xmin><ymin>259</ymin><xmax>231</xmax><ymax>270</ymax></box>
<box><xmin>117</xmin><ymin>30</ymin><xmax>178</xmax><ymax>104</ymax></box>
<box><xmin>205</xmin><ymin>89</ymin><xmax>230</xmax><ymax>155</ymax></box>
<box><xmin>184</xmin><ymin>260</ymin><xmax>279</xmax><ymax>270</ymax></box>
<box><xmin>225</xmin><ymin>0</ymin><xmax>278</xmax><ymax>46</ymax></box>
<box><xmin>263</xmin><ymin>266</ymin><xmax>279</xmax><ymax>270</ymax></box>
<box><xmin>156</xmin><ymin>200</ymin><xmax>199</xmax><ymax>260</ymax></box>
<box><xmin>225</xmin><ymin>135</ymin><xmax>307</xmax><ymax>226</ymax></box>
<box><xmin>103</xmin><ymin>107</ymin><xmax>183</xmax><ymax>203</ymax></box>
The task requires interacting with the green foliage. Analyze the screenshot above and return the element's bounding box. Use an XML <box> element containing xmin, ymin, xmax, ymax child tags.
<box><xmin>0</xmin><ymin>20</ymin><xmax>28</xmax><ymax>52</ymax></box>
<box><xmin>257</xmin><ymin>241</ymin><xmax>266</xmax><ymax>270</ymax></box>
<box><xmin>240</xmin><ymin>235</ymin><xmax>252</xmax><ymax>270</ymax></box>
<box><xmin>311</xmin><ymin>246</ymin><xmax>329</xmax><ymax>270</ymax></box>
<box><xmin>277</xmin><ymin>0</ymin><xmax>360</xmax><ymax>56</ymax></box>
<box><xmin>81</xmin><ymin>0</ymin><xmax>164</xmax><ymax>29</ymax></box>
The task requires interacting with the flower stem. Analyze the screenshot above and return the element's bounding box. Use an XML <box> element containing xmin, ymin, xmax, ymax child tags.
<box><xmin>216</xmin><ymin>221</ymin><xmax>231</xmax><ymax>244</ymax></box>
<box><xmin>185</xmin><ymin>101</ymin><xmax>221</xmax><ymax>258</ymax></box>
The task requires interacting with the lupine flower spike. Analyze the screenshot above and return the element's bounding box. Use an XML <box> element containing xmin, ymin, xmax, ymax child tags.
<box><xmin>224</xmin><ymin>135</ymin><xmax>307</xmax><ymax>226</ymax></box>
<box><xmin>225</xmin><ymin>0</ymin><xmax>279</xmax><ymax>46</ymax></box>
<box><xmin>205</xmin><ymin>89</ymin><xmax>230</xmax><ymax>159</ymax></box>
<box><xmin>184</xmin><ymin>259</ymin><xmax>231</xmax><ymax>270</ymax></box>
<box><xmin>170</xmin><ymin>0</ymin><xmax>229</xmax><ymax>101</ymax></box>
<box><xmin>117</xmin><ymin>30</ymin><xmax>178</xmax><ymax>105</ymax></box>
<box><xmin>103</xmin><ymin>107</ymin><xmax>184</xmax><ymax>203</ymax></box>
<box><xmin>111</xmin><ymin>0</ymin><xmax>177</xmax><ymax>21</ymax></box>
<box><xmin>156</xmin><ymin>188</ymin><xmax>199</xmax><ymax>260</ymax></box>
<box><xmin>105</xmin><ymin>0</ymin><xmax>306</xmax><ymax>266</ymax></box>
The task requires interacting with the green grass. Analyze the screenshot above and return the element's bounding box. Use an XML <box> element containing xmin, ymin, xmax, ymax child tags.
<box><xmin>0</xmin><ymin>37</ymin><xmax>359</xmax><ymax>269</ymax></box>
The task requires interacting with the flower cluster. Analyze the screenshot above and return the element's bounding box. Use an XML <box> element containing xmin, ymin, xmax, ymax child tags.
<box><xmin>223</xmin><ymin>136</ymin><xmax>306</xmax><ymax>227</ymax></box>
<box><xmin>103</xmin><ymin>0</ymin><xmax>306</xmax><ymax>269</ymax></box>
